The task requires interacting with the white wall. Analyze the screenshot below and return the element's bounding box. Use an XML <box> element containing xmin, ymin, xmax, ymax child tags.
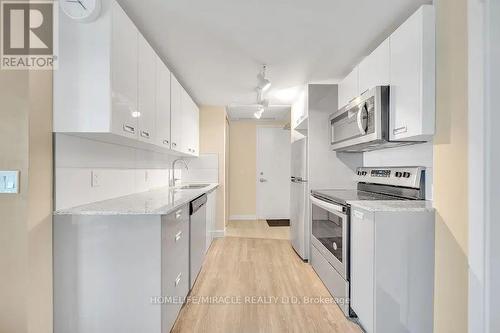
<box><xmin>54</xmin><ymin>134</ymin><xmax>218</xmax><ymax>210</ymax></box>
<box><xmin>182</xmin><ymin>153</ymin><xmax>219</xmax><ymax>183</ymax></box>
<box><xmin>363</xmin><ymin>142</ymin><xmax>434</xmax><ymax>200</ymax></box>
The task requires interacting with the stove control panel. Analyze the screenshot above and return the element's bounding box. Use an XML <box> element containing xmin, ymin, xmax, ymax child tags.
<box><xmin>355</xmin><ymin>167</ymin><xmax>425</xmax><ymax>189</ymax></box>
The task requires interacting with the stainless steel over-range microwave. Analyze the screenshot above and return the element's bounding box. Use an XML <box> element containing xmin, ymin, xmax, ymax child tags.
<box><xmin>329</xmin><ymin>86</ymin><xmax>416</xmax><ymax>152</ymax></box>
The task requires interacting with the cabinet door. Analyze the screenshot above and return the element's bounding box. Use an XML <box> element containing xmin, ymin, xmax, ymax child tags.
<box><xmin>155</xmin><ymin>57</ymin><xmax>171</xmax><ymax>148</ymax></box>
<box><xmin>338</xmin><ymin>66</ymin><xmax>359</xmax><ymax>108</ymax></box>
<box><xmin>170</xmin><ymin>74</ymin><xmax>183</xmax><ymax>152</ymax></box>
<box><xmin>162</xmin><ymin>206</ymin><xmax>190</xmax><ymax>332</ymax></box>
<box><xmin>389</xmin><ymin>5</ymin><xmax>435</xmax><ymax>141</ymax></box>
<box><xmin>358</xmin><ymin>38</ymin><xmax>390</xmax><ymax>94</ymax></box>
<box><xmin>191</xmin><ymin>100</ymin><xmax>199</xmax><ymax>156</ymax></box>
<box><xmin>137</xmin><ymin>35</ymin><xmax>156</xmax><ymax>143</ymax></box>
<box><xmin>181</xmin><ymin>89</ymin><xmax>196</xmax><ymax>155</ymax></box>
<box><xmin>350</xmin><ymin>208</ymin><xmax>375</xmax><ymax>333</ymax></box>
<box><xmin>111</xmin><ymin>2</ymin><xmax>138</xmax><ymax>139</ymax></box>
<box><xmin>291</xmin><ymin>89</ymin><xmax>306</xmax><ymax>129</ymax></box>
<box><xmin>206</xmin><ymin>191</ymin><xmax>216</xmax><ymax>251</ymax></box>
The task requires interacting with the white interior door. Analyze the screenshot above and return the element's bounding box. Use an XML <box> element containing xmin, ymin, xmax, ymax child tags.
<box><xmin>256</xmin><ymin>127</ymin><xmax>291</xmax><ymax>219</ymax></box>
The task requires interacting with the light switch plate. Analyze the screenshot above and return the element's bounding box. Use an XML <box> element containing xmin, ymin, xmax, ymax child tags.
<box><xmin>0</xmin><ymin>170</ymin><xmax>20</xmax><ymax>193</ymax></box>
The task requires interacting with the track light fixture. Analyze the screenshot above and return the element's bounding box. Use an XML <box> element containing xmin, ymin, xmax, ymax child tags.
<box><xmin>258</xmin><ymin>65</ymin><xmax>271</xmax><ymax>92</ymax></box>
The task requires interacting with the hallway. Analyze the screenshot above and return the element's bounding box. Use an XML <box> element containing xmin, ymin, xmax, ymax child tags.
<box><xmin>225</xmin><ymin>220</ymin><xmax>290</xmax><ymax>240</ymax></box>
<box><xmin>172</xmin><ymin>237</ymin><xmax>361</xmax><ymax>333</ymax></box>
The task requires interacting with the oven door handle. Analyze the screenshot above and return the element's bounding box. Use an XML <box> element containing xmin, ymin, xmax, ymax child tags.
<box><xmin>310</xmin><ymin>196</ymin><xmax>346</xmax><ymax>214</ymax></box>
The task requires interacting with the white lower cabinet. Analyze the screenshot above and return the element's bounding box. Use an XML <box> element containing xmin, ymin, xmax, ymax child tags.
<box><xmin>350</xmin><ymin>209</ymin><xmax>375</xmax><ymax>332</ymax></box>
<box><xmin>206</xmin><ymin>190</ymin><xmax>217</xmax><ymax>251</ymax></box>
<box><xmin>350</xmin><ymin>206</ymin><xmax>435</xmax><ymax>333</ymax></box>
<box><xmin>162</xmin><ymin>205</ymin><xmax>190</xmax><ymax>332</ymax></box>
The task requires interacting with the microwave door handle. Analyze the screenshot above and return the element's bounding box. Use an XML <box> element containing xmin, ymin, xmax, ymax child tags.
<box><xmin>357</xmin><ymin>104</ymin><xmax>367</xmax><ymax>135</ymax></box>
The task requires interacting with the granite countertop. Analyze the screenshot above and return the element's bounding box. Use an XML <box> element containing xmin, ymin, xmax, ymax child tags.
<box><xmin>54</xmin><ymin>183</ymin><xmax>219</xmax><ymax>216</ymax></box>
<box><xmin>347</xmin><ymin>200</ymin><xmax>434</xmax><ymax>212</ymax></box>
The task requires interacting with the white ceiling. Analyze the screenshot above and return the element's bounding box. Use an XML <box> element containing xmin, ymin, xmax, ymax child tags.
<box><xmin>118</xmin><ymin>0</ymin><xmax>431</xmax><ymax>108</ymax></box>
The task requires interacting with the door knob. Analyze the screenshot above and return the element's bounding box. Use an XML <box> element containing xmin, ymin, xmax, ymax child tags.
<box><xmin>259</xmin><ymin>178</ymin><xmax>267</xmax><ymax>183</ymax></box>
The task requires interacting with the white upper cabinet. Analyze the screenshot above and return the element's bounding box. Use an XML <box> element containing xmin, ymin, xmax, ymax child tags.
<box><xmin>155</xmin><ymin>57</ymin><xmax>171</xmax><ymax>148</ymax></box>
<box><xmin>389</xmin><ymin>5</ymin><xmax>435</xmax><ymax>141</ymax></box>
<box><xmin>170</xmin><ymin>74</ymin><xmax>183</xmax><ymax>153</ymax></box>
<box><xmin>291</xmin><ymin>89</ymin><xmax>307</xmax><ymax>130</ymax></box>
<box><xmin>137</xmin><ymin>34</ymin><xmax>157</xmax><ymax>143</ymax></box>
<box><xmin>181</xmin><ymin>90</ymin><xmax>199</xmax><ymax>156</ymax></box>
<box><xmin>54</xmin><ymin>0</ymin><xmax>200</xmax><ymax>156</ymax></box>
<box><xmin>338</xmin><ymin>66</ymin><xmax>359</xmax><ymax>108</ymax></box>
<box><xmin>191</xmin><ymin>100</ymin><xmax>200</xmax><ymax>156</ymax></box>
<box><xmin>111</xmin><ymin>1</ymin><xmax>138</xmax><ymax>139</ymax></box>
<box><xmin>336</xmin><ymin>5</ymin><xmax>435</xmax><ymax>143</ymax></box>
<box><xmin>358</xmin><ymin>38</ymin><xmax>390</xmax><ymax>94</ymax></box>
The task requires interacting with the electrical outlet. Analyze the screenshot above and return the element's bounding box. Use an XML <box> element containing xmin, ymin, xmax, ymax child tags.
<box><xmin>91</xmin><ymin>171</ymin><xmax>100</xmax><ymax>187</ymax></box>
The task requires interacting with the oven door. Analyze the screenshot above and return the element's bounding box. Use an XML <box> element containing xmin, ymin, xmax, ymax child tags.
<box><xmin>310</xmin><ymin>196</ymin><xmax>349</xmax><ymax>280</ymax></box>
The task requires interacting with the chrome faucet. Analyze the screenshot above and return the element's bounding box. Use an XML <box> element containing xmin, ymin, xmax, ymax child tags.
<box><xmin>170</xmin><ymin>158</ymin><xmax>189</xmax><ymax>188</ymax></box>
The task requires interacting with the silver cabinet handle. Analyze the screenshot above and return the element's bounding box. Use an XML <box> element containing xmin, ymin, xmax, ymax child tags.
<box><xmin>175</xmin><ymin>230</ymin><xmax>182</xmax><ymax>242</ymax></box>
<box><xmin>175</xmin><ymin>273</ymin><xmax>182</xmax><ymax>286</ymax></box>
<box><xmin>123</xmin><ymin>124</ymin><xmax>135</xmax><ymax>133</ymax></box>
<box><xmin>140</xmin><ymin>130</ymin><xmax>150</xmax><ymax>138</ymax></box>
<box><xmin>163</xmin><ymin>139</ymin><xmax>169</xmax><ymax>145</ymax></box>
<box><xmin>393</xmin><ymin>125</ymin><xmax>408</xmax><ymax>135</ymax></box>
<box><xmin>175</xmin><ymin>209</ymin><xmax>182</xmax><ymax>219</ymax></box>
<box><xmin>172</xmin><ymin>142</ymin><xmax>177</xmax><ymax>147</ymax></box>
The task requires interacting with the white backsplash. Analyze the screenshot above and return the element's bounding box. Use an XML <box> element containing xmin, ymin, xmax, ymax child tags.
<box><xmin>363</xmin><ymin>142</ymin><xmax>434</xmax><ymax>200</ymax></box>
<box><xmin>182</xmin><ymin>153</ymin><xmax>219</xmax><ymax>183</ymax></box>
<box><xmin>55</xmin><ymin>134</ymin><xmax>186</xmax><ymax>210</ymax></box>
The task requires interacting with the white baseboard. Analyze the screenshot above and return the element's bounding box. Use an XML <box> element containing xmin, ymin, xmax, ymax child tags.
<box><xmin>211</xmin><ymin>229</ymin><xmax>225</xmax><ymax>238</ymax></box>
<box><xmin>229</xmin><ymin>215</ymin><xmax>257</xmax><ymax>221</ymax></box>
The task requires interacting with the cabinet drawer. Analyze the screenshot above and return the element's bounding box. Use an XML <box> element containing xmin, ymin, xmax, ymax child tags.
<box><xmin>164</xmin><ymin>206</ymin><xmax>188</xmax><ymax>232</ymax></box>
<box><xmin>162</xmin><ymin>205</ymin><xmax>189</xmax><ymax>332</ymax></box>
<box><xmin>310</xmin><ymin>245</ymin><xmax>349</xmax><ymax>315</ymax></box>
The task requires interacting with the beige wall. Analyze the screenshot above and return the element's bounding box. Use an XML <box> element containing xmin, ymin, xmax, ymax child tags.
<box><xmin>228</xmin><ymin>120</ymin><xmax>287</xmax><ymax>218</ymax></box>
<box><xmin>199</xmin><ymin>106</ymin><xmax>228</xmax><ymax>229</ymax></box>
<box><xmin>0</xmin><ymin>70</ymin><xmax>53</xmax><ymax>333</ymax></box>
<box><xmin>433</xmin><ymin>0</ymin><xmax>469</xmax><ymax>332</ymax></box>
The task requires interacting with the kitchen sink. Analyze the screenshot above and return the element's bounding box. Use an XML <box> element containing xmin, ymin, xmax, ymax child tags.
<box><xmin>177</xmin><ymin>184</ymin><xmax>210</xmax><ymax>190</ymax></box>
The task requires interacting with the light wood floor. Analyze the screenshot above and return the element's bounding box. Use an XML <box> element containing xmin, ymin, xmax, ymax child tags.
<box><xmin>225</xmin><ymin>219</ymin><xmax>290</xmax><ymax>240</ymax></box>
<box><xmin>172</xmin><ymin>237</ymin><xmax>362</xmax><ymax>333</ymax></box>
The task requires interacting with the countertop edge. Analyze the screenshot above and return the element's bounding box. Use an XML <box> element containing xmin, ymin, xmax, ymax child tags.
<box><xmin>53</xmin><ymin>183</ymin><xmax>219</xmax><ymax>216</ymax></box>
<box><xmin>347</xmin><ymin>199</ymin><xmax>435</xmax><ymax>212</ymax></box>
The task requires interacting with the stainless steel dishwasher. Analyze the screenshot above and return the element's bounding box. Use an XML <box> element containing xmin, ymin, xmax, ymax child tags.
<box><xmin>189</xmin><ymin>194</ymin><xmax>207</xmax><ymax>288</ymax></box>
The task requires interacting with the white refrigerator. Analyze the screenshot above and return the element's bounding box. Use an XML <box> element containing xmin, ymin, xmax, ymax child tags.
<box><xmin>290</xmin><ymin>137</ymin><xmax>309</xmax><ymax>260</ymax></box>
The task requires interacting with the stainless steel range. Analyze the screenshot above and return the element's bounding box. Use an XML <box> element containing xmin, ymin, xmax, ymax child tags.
<box><xmin>309</xmin><ymin>166</ymin><xmax>426</xmax><ymax>317</ymax></box>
